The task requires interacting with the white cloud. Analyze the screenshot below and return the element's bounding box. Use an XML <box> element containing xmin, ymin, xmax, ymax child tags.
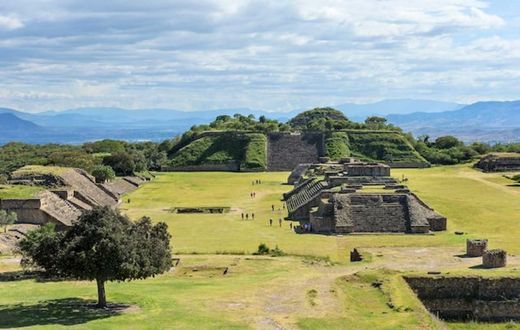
<box><xmin>0</xmin><ymin>0</ymin><xmax>517</xmax><ymax>111</ymax></box>
<box><xmin>0</xmin><ymin>15</ymin><xmax>23</xmax><ymax>30</ymax></box>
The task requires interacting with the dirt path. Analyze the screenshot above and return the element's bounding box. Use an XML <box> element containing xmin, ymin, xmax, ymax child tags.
<box><xmin>228</xmin><ymin>247</ymin><xmax>520</xmax><ymax>329</ymax></box>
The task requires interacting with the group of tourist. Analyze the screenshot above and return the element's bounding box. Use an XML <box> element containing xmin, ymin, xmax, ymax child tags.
<box><xmin>251</xmin><ymin>179</ymin><xmax>262</xmax><ymax>185</ymax></box>
<box><xmin>241</xmin><ymin>213</ymin><xmax>255</xmax><ymax>220</ymax></box>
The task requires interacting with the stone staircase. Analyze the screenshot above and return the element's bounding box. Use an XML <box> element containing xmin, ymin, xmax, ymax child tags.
<box><xmin>286</xmin><ymin>179</ymin><xmax>327</xmax><ymax>213</ymax></box>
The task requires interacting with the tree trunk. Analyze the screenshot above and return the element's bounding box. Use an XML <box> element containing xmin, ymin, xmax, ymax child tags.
<box><xmin>96</xmin><ymin>278</ymin><xmax>107</xmax><ymax>308</ymax></box>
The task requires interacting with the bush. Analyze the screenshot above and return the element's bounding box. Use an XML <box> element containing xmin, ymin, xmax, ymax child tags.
<box><xmin>253</xmin><ymin>243</ymin><xmax>285</xmax><ymax>257</ymax></box>
<box><xmin>91</xmin><ymin>165</ymin><xmax>116</xmax><ymax>183</ymax></box>
<box><xmin>255</xmin><ymin>243</ymin><xmax>270</xmax><ymax>255</ymax></box>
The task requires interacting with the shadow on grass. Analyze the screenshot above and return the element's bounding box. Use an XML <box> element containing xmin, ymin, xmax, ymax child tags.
<box><xmin>0</xmin><ymin>298</ymin><xmax>125</xmax><ymax>328</ymax></box>
<box><xmin>469</xmin><ymin>264</ymin><xmax>488</xmax><ymax>269</ymax></box>
<box><xmin>0</xmin><ymin>271</ymin><xmax>67</xmax><ymax>283</ymax></box>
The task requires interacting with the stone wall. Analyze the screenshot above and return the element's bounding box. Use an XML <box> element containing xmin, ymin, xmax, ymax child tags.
<box><xmin>344</xmin><ymin>164</ymin><xmax>391</xmax><ymax>177</ymax></box>
<box><xmin>336</xmin><ymin>194</ymin><xmax>410</xmax><ymax>233</ymax></box>
<box><xmin>267</xmin><ymin>132</ymin><xmax>324</xmax><ymax>171</ymax></box>
<box><xmin>405</xmin><ymin>276</ymin><xmax>520</xmax><ymax>321</ymax></box>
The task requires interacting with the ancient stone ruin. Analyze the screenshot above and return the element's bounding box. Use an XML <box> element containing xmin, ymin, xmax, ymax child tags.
<box><xmin>466</xmin><ymin>239</ymin><xmax>488</xmax><ymax>257</ymax></box>
<box><xmin>475</xmin><ymin>153</ymin><xmax>520</xmax><ymax>172</ymax></box>
<box><xmin>406</xmin><ymin>276</ymin><xmax>520</xmax><ymax>322</ymax></box>
<box><xmin>284</xmin><ymin>159</ymin><xmax>447</xmax><ymax>234</ymax></box>
<box><xmin>483</xmin><ymin>249</ymin><xmax>507</xmax><ymax>268</ymax></box>
<box><xmin>0</xmin><ymin>167</ymin><xmax>147</xmax><ymax>229</ymax></box>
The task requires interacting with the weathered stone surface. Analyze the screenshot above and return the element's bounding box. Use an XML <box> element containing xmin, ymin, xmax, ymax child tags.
<box><xmin>475</xmin><ymin>153</ymin><xmax>520</xmax><ymax>172</ymax></box>
<box><xmin>483</xmin><ymin>249</ymin><xmax>507</xmax><ymax>268</ymax></box>
<box><xmin>267</xmin><ymin>132</ymin><xmax>324</xmax><ymax>171</ymax></box>
<box><xmin>466</xmin><ymin>239</ymin><xmax>488</xmax><ymax>257</ymax></box>
<box><xmin>406</xmin><ymin>276</ymin><xmax>520</xmax><ymax>321</ymax></box>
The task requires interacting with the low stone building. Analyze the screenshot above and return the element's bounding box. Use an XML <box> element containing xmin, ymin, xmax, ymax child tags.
<box><xmin>0</xmin><ymin>166</ymin><xmax>147</xmax><ymax>229</ymax></box>
<box><xmin>284</xmin><ymin>160</ymin><xmax>447</xmax><ymax>234</ymax></box>
<box><xmin>475</xmin><ymin>153</ymin><xmax>520</xmax><ymax>172</ymax></box>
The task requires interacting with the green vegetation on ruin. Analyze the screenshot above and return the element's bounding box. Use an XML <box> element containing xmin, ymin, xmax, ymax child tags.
<box><xmin>0</xmin><ymin>184</ymin><xmax>44</xmax><ymax>199</ymax></box>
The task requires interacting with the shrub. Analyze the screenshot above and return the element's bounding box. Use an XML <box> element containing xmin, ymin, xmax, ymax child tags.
<box><xmin>255</xmin><ymin>243</ymin><xmax>270</xmax><ymax>255</ymax></box>
<box><xmin>253</xmin><ymin>243</ymin><xmax>285</xmax><ymax>257</ymax></box>
<box><xmin>91</xmin><ymin>165</ymin><xmax>116</xmax><ymax>183</ymax></box>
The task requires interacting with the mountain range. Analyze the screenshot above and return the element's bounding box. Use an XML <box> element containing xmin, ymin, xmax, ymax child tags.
<box><xmin>0</xmin><ymin>99</ymin><xmax>519</xmax><ymax>144</ymax></box>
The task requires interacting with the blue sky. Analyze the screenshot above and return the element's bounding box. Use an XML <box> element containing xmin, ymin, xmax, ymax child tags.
<box><xmin>0</xmin><ymin>0</ymin><xmax>519</xmax><ymax>112</ymax></box>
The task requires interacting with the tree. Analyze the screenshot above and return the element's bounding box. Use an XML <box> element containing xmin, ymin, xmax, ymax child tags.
<box><xmin>0</xmin><ymin>210</ymin><xmax>17</xmax><ymax>233</ymax></box>
<box><xmin>18</xmin><ymin>207</ymin><xmax>172</xmax><ymax>308</ymax></box>
<box><xmin>364</xmin><ymin>116</ymin><xmax>387</xmax><ymax>129</ymax></box>
<box><xmin>434</xmin><ymin>136</ymin><xmax>461</xmax><ymax>149</ymax></box>
<box><xmin>91</xmin><ymin>165</ymin><xmax>116</xmax><ymax>183</ymax></box>
<box><xmin>103</xmin><ymin>152</ymin><xmax>135</xmax><ymax>176</ymax></box>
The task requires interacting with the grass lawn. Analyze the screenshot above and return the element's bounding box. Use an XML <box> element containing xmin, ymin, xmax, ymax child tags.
<box><xmin>122</xmin><ymin>165</ymin><xmax>520</xmax><ymax>261</ymax></box>
<box><xmin>2</xmin><ymin>164</ymin><xmax>520</xmax><ymax>329</ymax></box>
<box><xmin>0</xmin><ymin>184</ymin><xmax>44</xmax><ymax>199</ymax></box>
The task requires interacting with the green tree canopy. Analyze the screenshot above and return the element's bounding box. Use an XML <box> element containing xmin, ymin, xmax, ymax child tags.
<box><xmin>18</xmin><ymin>207</ymin><xmax>172</xmax><ymax>308</ymax></box>
<box><xmin>91</xmin><ymin>165</ymin><xmax>116</xmax><ymax>183</ymax></box>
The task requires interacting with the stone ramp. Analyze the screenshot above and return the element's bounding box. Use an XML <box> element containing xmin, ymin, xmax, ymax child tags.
<box><xmin>102</xmin><ymin>178</ymin><xmax>141</xmax><ymax>198</ymax></box>
<box><xmin>38</xmin><ymin>191</ymin><xmax>82</xmax><ymax>227</ymax></box>
<box><xmin>60</xmin><ymin>169</ymin><xmax>118</xmax><ymax>206</ymax></box>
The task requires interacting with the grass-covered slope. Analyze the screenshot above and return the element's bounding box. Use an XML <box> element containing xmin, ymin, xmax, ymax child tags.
<box><xmin>169</xmin><ymin>133</ymin><xmax>268</xmax><ymax>170</ymax></box>
<box><xmin>324</xmin><ymin>132</ymin><xmax>350</xmax><ymax>160</ymax></box>
<box><xmin>346</xmin><ymin>130</ymin><xmax>428</xmax><ymax>165</ymax></box>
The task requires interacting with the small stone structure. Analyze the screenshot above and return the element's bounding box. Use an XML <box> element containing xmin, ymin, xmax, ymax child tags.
<box><xmin>350</xmin><ymin>248</ymin><xmax>363</xmax><ymax>262</ymax></box>
<box><xmin>483</xmin><ymin>249</ymin><xmax>507</xmax><ymax>268</ymax></box>
<box><xmin>475</xmin><ymin>153</ymin><xmax>520</xmax><ymax>172</ymax></box>
<box><xmin>284</xmin><ymin>160</ymin><xmax>447</xmax><ymax>234</ymax></box>
<box><xmin>466</xmin><ymin>239</ymin><xmax>488</xmax><ymax>257</ymax></box>
<box><xmin>406</xmin><ymin>276</ymin><xmax>520</xmax><ymax>321</ymax></box>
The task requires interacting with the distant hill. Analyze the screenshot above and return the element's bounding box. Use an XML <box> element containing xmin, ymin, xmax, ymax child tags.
<box><xmin>387</xmin><ymin>101</ymin><xmax>520</xmax><ymax>142</ymax></box>
<box><xmin>336</xmin><ymin>99</ymin><xmax>464</xmax><ymax>120</ymax></box>
<box><xmin>1</xmin><ymin>99</ymin><xmax>520</xmax><ymax>144</ymax></box>
<box><xmin>0</xmin><ymin>113</ymin><xmax>42</xmax><ymax>131</ymax></box>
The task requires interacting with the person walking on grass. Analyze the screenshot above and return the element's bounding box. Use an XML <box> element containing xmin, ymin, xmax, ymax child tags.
<box><xmin>269</xmin><ymin>218</ymin><xmax>273</xmax><ymax>227</ymax></box>
<box><xmin>246</xmin><ymin>213</ymin><xmax>249</xmax><ymax>220</ymax></box>
<box><xmin>241</xmin><ymin>213</ymin><xmax>244</xmax><ymax>220</ymax></box>
<box><xmin>279</xmin><ymin>218</ymin><xmax>282</xmax><ymax>227</ymax></box>
<box><xmin>252</xmin><ymin>213</ymin><xmax>255</xmax><ymax>220</ymax></box>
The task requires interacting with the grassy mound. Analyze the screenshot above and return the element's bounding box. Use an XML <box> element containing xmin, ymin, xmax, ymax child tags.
<box><xmin>169</xmin><ymin>133</ymin><xmax>248</xmax><ymax>167</ymax></box>
<box><xmin>346</xmin><ymin>130</ymin><xmax>427</xmax><ymax>165</ymax></box>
